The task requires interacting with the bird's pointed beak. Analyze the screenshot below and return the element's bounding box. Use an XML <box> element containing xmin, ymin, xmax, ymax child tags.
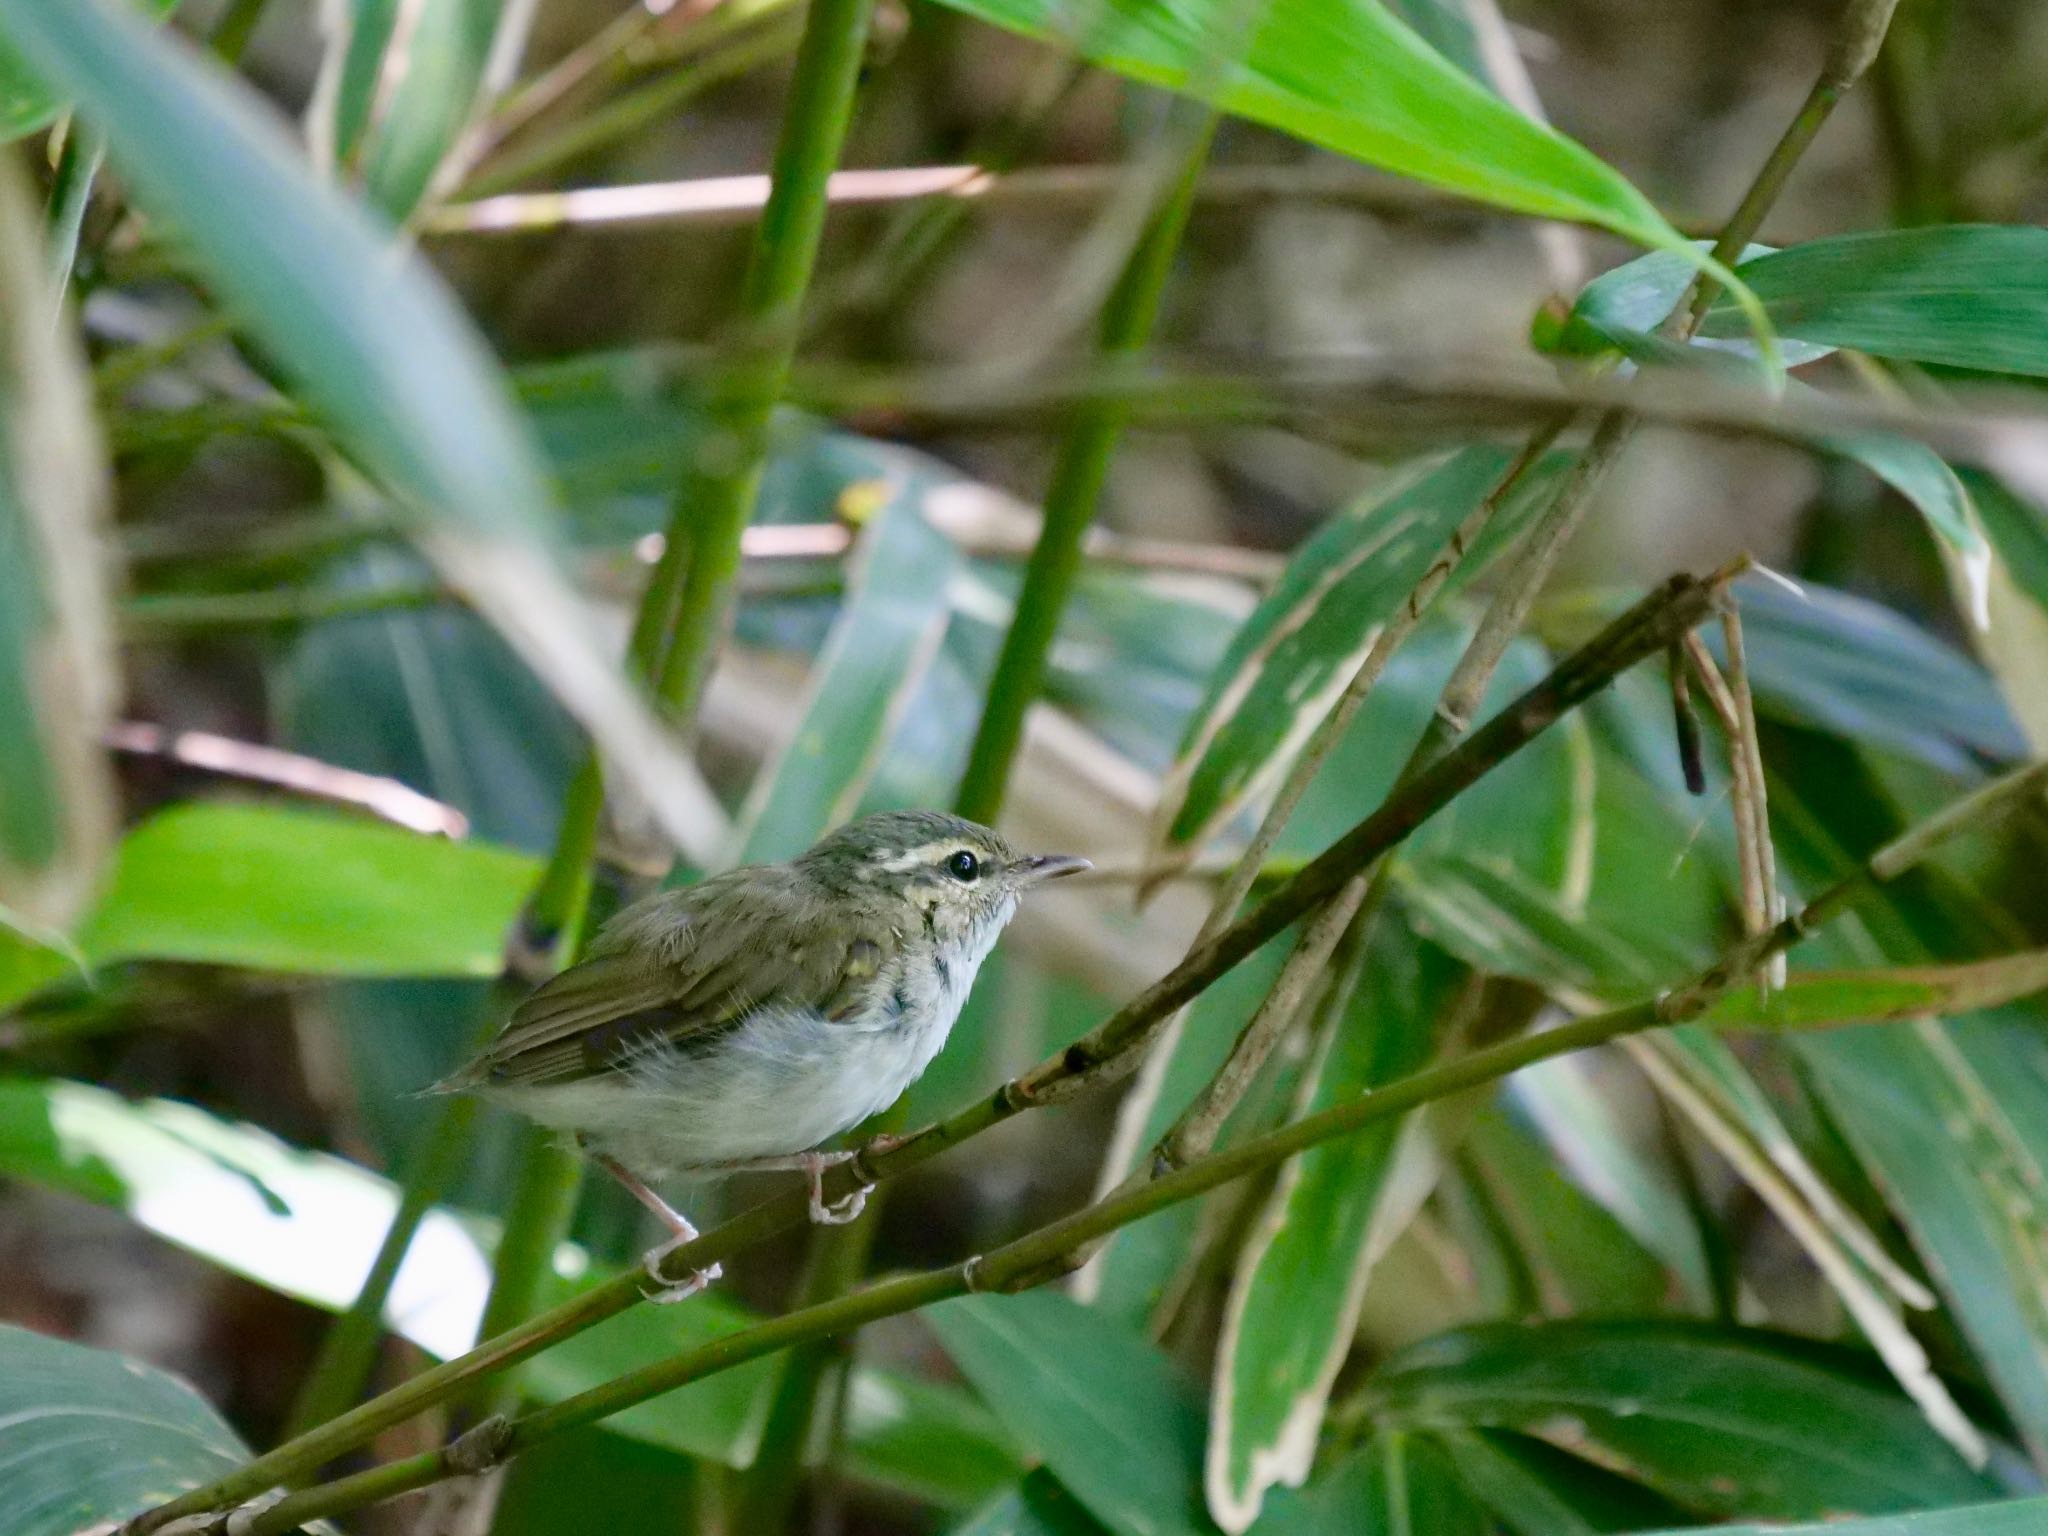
<box><xmin>1015</xmin><ymin>853</ymin><xmax>1091</xmax><ymax>886</ymax></box>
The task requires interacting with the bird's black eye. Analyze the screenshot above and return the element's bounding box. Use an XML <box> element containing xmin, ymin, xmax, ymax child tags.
<box><xmin>946</xmin><ymin>849</ymin><xmax>980</xmax><ymax>882</ymax></box>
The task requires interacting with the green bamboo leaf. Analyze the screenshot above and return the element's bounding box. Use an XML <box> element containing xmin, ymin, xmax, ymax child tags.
<box><xmin>1541</xmin><ymin>241</ymin><xmax>1834</xmax><ymax>369</ymax></box>
<box><xmin>327</xmin><ymin>0</ymin><xmax>507</xmax><ymax>218</ymax></box>
<box><xmin>1081</xmin><ymin>926</ymin><xmax>1296</xmax><ymax>1328</ymax></box>
<box><xmin>1257</xmin><ymin>1432</ymin><xmax>1491</xmax><ymax>1535</ymax></box>
<box><xmin>1642</xmin><ymin>1499</ymin><xmax>2048</xmax><ymax>1536</ymax></box>
<box><xmin>952</xmin><ymin>1470</ymin><xmax>1112</xmax><ymax>1536</ymax></box>
<box><xmin>929</xmin><ymin>1291</ymin><xmax>1216</xmax><ymax>1536</ymax></box>
<box><xmin>1958</xmin><ymin>468</ymin><xmax>2048</xmax><ymax>753</ymax></box>
<box><xmin>1764</xmin><ymin>737</ymin><xmax>2048</xmax><ymax>1465</ymax></box>
<box><xmin>727</xmin><ymin>498</ymin><xmax>961</xmax><ymax>865</ymax></box>
<box><xmin>924</xmin><ymin>0</ymin><xmax>1681</xmax><ymax>248</ymax></box>
<box><xmin>1429</xmin><ymin>1427</ymin><xmax>1692</xmax><ymax>1535</ymax></box>
<box><xmin>0</xmin><ymin>0</ymin><xmax>174</xmax><ymax>140</ymax></box>
<box><xmin>1706</xmin><ymin>576</ymin><xmax>2024</xmax><ymax>773</ymax></box>
<box><xmin>1361</xmin><ymin>1321</ymin><xmax>1995</xmax><ymax>1519</ymax></box>
<box><xmin>1702</xmin><ymin>951</ymin><xmax>2048</xmax><ymax>1029</ymax></box>
<box><xmin>1208</xmin><ymin>920</ymin><xmax>1472</xmax><ymax>1532</ymax></box>
<box><xmin>75</xmin><ymin>801</ymin><xmax>539</xmax><ymax>978</ymax></box>
<box><xmin>1156</xmin><ymin>446</ymin><xmax>1563</xmax><ymax>854</ymax></box>
<box><xmin>0</xmin><ymin>0</ymin><xmax>721</xmax><ymax>860</ymax></box>
<box><xmin>0</xmin><ymin>152</ymin><xmax>115</xmax><ymax>930</ymax></box>
<box><xmin>1460</xmin><ymin>1107</ymin><xmax>1670</xmax><ymax>1316</ymax></box>
<box><xmin>1538</xmin><ymin>252</ymin><xmax>1986</xmax><ymax>612</ymax></box>
<box><xmin>1699</xmin><ymin>226</ymin><xmax>2048</xmax><ymax>376</ymax></box>
<box><xmin>0</xmin><ymin>1323</ymin><xmax>250</xmax><ymax>1535</ymax></box>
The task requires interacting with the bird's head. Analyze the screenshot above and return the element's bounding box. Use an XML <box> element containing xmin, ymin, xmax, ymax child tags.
<box><xmin>800</xmin><ymin>810</ymin><xmax>1090</xmax><ymax>938</ymax></box>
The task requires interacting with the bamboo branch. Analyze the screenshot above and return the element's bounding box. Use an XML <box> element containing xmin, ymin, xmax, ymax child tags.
<box><xmin>233</xmin><ymin>753</ymin><xmax>2047</xmax><ymax>1533</ymax></box>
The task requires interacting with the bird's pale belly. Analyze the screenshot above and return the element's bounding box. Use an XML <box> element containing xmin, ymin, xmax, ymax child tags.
<box><xmin>486</xmin><ymin>995</ymin><xmax>959</xmax><ymax>1176</ymax></box>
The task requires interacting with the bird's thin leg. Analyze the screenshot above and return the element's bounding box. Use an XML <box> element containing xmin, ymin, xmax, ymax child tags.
<box><xmin>592</xmin><ymin>1152</ymin><xmax>723</xmax><ymax>1303</ymax></box>
<box><xmin>704</xmin><ymin>1150</ymin><xmax>872</xmax><ymax>1225</ymax></box>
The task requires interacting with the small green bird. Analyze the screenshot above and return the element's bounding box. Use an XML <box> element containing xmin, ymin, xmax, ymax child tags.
<box><xmin>436</xmin><ymin>810</ymin><xmax>1088</xmax><ymax>1301</ymax></box>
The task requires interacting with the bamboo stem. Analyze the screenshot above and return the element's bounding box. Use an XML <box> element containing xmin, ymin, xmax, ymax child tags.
<box><xmin>952</xmin><ymin>114</ymin><xmax>1214</xmax><ymax>824</ymax></box>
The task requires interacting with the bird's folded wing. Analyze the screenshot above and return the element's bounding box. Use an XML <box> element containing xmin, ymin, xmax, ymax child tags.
<box><xmin>454</xmin><ymin>878</ymin><xmax>886</xmax><ymax>1089</ymax></box>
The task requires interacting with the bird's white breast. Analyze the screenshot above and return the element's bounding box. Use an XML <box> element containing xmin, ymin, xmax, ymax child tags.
<box><xmin>488</xmin><ymin>898</ymin><xmax>1012</xmax><ymax>1177</ymax></box>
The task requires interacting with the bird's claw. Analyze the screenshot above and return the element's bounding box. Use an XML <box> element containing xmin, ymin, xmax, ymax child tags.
<box><xmin>640</xmin><ymin>1232</ymin><xmax>722</xmax><ymax>1305</ymax></box>
<box><xmin>802</xmin><ymin>1150</ymin><xmax>872</xmax><ymax>1226</ymax></box>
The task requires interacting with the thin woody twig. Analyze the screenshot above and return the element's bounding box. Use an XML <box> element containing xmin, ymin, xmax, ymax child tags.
<box><xmin>104</xmin><ymin>722</ymin><xmax>469</xmax><ymax>837</ymax></box>
<box><xmin>230</xmin><ymin>750</ymin><xmax>2045</xmax><ymax>1533</ymax></box>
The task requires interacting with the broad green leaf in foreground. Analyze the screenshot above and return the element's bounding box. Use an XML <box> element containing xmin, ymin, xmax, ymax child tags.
<box><xmin>1361</xmin><ymin>1321</ymin><xmax>1995</xmax><ymax>1519</ymax></box>
<box><xmin>926</xmin><ymin>0</ymin><xmax>1681</xmax><ymax>248</ymax></box>
<box><xmin>0</xmin><ymin>0</ymin><xmax>721</xmax><ymax>860</ymax></box>
<box><xmin>0</xmin><ymin>1323</ymin><xmax>249</xmax><ymax>1536</ymax></box>
<box><xmin>930</xmin><ymin>1291</ymin><xmax>1216</xmax><ymax>1536</ymax></box>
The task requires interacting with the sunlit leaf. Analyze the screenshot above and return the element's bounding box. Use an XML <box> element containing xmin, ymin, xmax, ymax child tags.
<box><xmin>0</xmin><ymin>1075</ymin><xmax>1019</xmax><ymax>1502</ymax></box>
<box><xmin>925</xmin><ymin>0</ymin><xmax>1682</xmax><ymax>248</ymax></box>
<box><xmin>79</xmin><ymin>801</ymin><xmax>539</xmax><ymax>979</ymax></box>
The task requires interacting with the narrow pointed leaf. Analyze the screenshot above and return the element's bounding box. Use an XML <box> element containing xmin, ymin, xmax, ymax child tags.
<box><xmin>925</xmin><ymin>0</ymin><xmax>1682</xmax><ymax>247</ymax></box>
<box><xmin>1702</xmin><ymin>226</ymin><xmax>2048</xmax><ymax>376</ymax></box>
<box><xmin>1207</xmin><ymin>922</ymin><xmax>1470</xmax><ymax>1532</ymax></box>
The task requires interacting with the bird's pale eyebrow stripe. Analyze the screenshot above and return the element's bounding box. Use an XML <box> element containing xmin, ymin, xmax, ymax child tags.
<box><xmin>875</xmin><ymin>840</ymin><xmax>968</xmax><ymax>873</ymax></box>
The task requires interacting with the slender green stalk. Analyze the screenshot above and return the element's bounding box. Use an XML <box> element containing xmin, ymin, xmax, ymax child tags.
<box><xmin>461</xmin><ymin>0</ymin><xmax>879</xmax><ymax>1430</ymax></box>
<box><xmin>45</xmin><ymin>117</ymin><xmax>104</xmax><ymax>295</ymax></box>
<box><xmin>237</xmin><ymin>749</ymin><xmax>2046</xmax><ymax>1530</ymax></box>
<box><xmin>952</xmin><ymin>116</ymin><xmax>1215</xmax><ymax>823</ymax></box>
<box><xmin>733</xmin><ymin>1206</ymin><xmax>881</xmax><ymax>1531</ymax></box>
<box><xmin>284</xmin><ymin>1090</ymin><xmax>485</xmax><ymax>1436</ymax></box>
<box><xmin>650</xmin><ymin>0</ymin><xmax>878</xmax><ymax>734</ymax></box>
<box><xmin>122</xmin><ymin>565</ymin><xmax>1733</xmax><ymax>1536</ymax></box>
<box><xmin>120</xmin><ymin>581</ymin><xmax>447</xmax><ymax>631</ymax></box>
